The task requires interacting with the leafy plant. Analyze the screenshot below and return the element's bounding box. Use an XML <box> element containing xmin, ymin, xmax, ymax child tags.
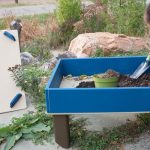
<box><xmin>8</xmin><ymin>65</ymin><xmax>50</xmax><ymax>100</ymax></box>
<box><xmin>0</xmin><ymin>112</ymin><xmax>53</xmax><ymax>150</ymax></box>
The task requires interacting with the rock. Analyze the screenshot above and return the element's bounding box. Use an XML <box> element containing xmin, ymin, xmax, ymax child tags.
<box><xmin>81</xmin><ymin>1</ymin><xmax>94</xmax><ymax>9</ymax></box>
<box><xmin>56</xmin><ymin>51</ymin><xmax>77</xmax><ymax>60</ymax></box>
<box><xmin>68</xmin><ymin>32</ymin><xmax>147</xmax><ymax>58</ymax></box>
<box><xmin>20</xmin><ymin>52</ymin><xmax>34</xmax><ymax>65</ymax></box>
<box><xmin>40</xmin><ymin>58</ymin><xmax>57</xmax><ymax>71</ymax></box>
<box><xmin>40</xmin><ymin>62</ymin><xmax>52</xmax><ymax>71</ymax></box>
<box><xmin>41</xmin><ymin>52</ymin><xmax>77</xmax><ymax>71</ymax></box>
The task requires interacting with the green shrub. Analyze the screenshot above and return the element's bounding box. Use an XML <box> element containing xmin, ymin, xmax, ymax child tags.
<box><xmin>82</xmin><ymin>0</ymin><xmax>146</xmax><ymax>37</ymax></box>
<box><xmin>109</xmin><ymin>0</ymin><xmax>146</xmax><ymax>36</ymax></box>
<box><xmin>56</xmin><ymin>0</ymin><xmax>81</xmax><ymax>25</ymax></box>
<box><xmin>47</xmin><ymin>30</ymin><xmax>62</xmax><ymax>48</ymax></box>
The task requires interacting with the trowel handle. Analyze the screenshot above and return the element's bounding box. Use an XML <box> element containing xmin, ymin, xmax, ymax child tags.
<box><xmin>146</xmin><ymin>54</ymin><xmax>150</xmax><ymax>61</ymax></box>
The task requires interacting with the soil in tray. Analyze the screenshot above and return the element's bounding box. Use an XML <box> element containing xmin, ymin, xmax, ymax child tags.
<box><xmin>76</xmin><ymin>74</ymin><xmax>150</xmax><ymax>88</ymax></box>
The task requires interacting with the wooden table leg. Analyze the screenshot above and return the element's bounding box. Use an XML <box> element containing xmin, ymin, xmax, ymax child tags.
<box><xmin>53</xmin><ymin>115</ymin><xmax>70</xmax><ymax>148</ymax></box>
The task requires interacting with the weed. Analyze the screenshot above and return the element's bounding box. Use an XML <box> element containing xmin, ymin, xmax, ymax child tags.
<box><xmin>138</xmin><ymin>113</ymin><xmax>150</xmax><ymax>125</ymax></box>
<box><xmin>22</xmin><ymin>37</ymin><xmax>53</xmax><ymax>60</ymax></box>
<box><xmin>71</xmin><ymin>119</ymin><xmax>150</xmax><ymax>150</ymax></box>
<box><xmin>93</xmin><ymin>49</ymin><xmax>149</xmax><ymax>57</ymax></box>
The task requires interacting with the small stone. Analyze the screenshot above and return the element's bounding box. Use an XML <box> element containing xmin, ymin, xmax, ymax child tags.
<box><xmin>20</xmin><ymin>52</ymin><xmax>34</xmax><ymax>65</ymax></box>
<box><xmin>79</xmin><ymin>75</ymin><xmax>88</xmax><ymax>80</ymax></box>
<box><xmin>64</xmin><ymin>74</ymin><xmax>73</xmax><ymax>80</ymax></box>
<box><xmin>40</xmin><ymin>62</ymin><xmax>51</xmax><ymax>71</ymax></box>
<box><xmin>56</xmin><ymin>52</ymin><xmax>77</xmax><ymax>60</ymax></box>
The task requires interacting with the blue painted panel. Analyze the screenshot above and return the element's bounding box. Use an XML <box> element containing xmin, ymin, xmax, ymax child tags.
<box><xmin>46</xmin><ymin>56</ymin><xmax>150</xmax><ymax>114</ymax></box>
<box><xmin>46</xmin><ymin>60</ymin><xmax>63</xmax><ymax>88</ymax></box>
<box><xmin>61</xmin><ymin>57</ymin><xmax>149</xmax><ymax>76</ymax></box>
<box><xmin>47</xmin><ymin>88</ymin><xmax>150</xmax><ymax>113</ymax></box>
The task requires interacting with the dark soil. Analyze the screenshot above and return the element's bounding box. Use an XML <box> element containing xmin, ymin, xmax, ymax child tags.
<box><xmin>76</xmin><ymin>81</ymin><xmax>95</xmax><ymax>88</ymax></box>
<box><xmin>119</xmin><ymin>74</ymin><xmax>150</xmax><ymax>87</ymax></box>
<box><xmin>76</xmin><ymin>74</ymin><xmax>150</xmax><ymax>88</ymax></box>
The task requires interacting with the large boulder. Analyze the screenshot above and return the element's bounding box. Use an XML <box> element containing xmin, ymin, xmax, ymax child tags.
<box><xmin>68</xmin><ymin>32</ymin><xmax>147</xmax><ymax>58</ymax></box>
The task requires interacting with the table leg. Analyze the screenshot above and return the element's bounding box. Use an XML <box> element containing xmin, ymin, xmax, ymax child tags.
<box><xmin>53</xmin><ymin>115</ymin><xmax>70</xmax><ymax>148</ymax></box>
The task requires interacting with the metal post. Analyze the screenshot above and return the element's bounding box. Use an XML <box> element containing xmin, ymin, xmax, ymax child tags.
<box><xmin>120</xmin><ymin>0</ymin><xmax>122</xmax><ymax>7</ymax></box>
<box><xmin>53</xmin><ymin>115</ymin><xmax>70</xmax><ymax>148</ymax></box>
<box><xmin>10</xmin><ymin>19</ymin><xmax>22</xmax><ymax>52</ymax></box>
<box><xmin>15</xmin><ymin>0</ymin><xmax>18</xmax><ymax>4</ymax></box>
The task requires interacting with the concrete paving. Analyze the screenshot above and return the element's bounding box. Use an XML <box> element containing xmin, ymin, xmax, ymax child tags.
<box><xmin>0</xmin><ymin>4</ymin><xmax>56</xmax><ymax>18</ymax></box>
<box><xmin>1</xmin><ymin>140</ymin><xmax>74</xmax><ymax>150</ymax></box>
<box><xmin>125</xmin><ymin>132</ymin><xmax>150</xmax><ymax>150</ymax></box>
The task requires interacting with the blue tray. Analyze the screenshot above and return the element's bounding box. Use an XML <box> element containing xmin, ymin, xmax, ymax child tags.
<box><xmin>45</xmin><ymin>56</ymin><xmax>150</xmax><ymax>114</ymax></box>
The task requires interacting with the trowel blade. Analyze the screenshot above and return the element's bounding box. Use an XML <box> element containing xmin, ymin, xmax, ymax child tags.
<box><xmin>130</xmin><ymin>62</ymin><xmax>150</xmax><ymax>79</ymax></box>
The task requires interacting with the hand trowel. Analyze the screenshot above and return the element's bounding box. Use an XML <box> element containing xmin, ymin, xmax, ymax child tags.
<box><xmin>130</xmin><ymin>55</ymin><xmax>150</xmax><ymax>79</ymax></box>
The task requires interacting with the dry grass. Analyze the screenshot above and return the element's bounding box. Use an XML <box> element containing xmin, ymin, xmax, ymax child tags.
<box><xmin>1</xmin><ymin>13</ymin><xmax>65</xmax><ymax>48</ymax></box>
<box><xmin>45</xmin><ymin>15</ymin><xmax>59</xmax><ymax>33</ymax></box>
<box><xmin>1</xmin><ymin>13</ymin><xmax>56</xmax><ymax>43</ymax></box>
<box><xmin>21</xmin><ymin>19</ymin><xmax>44</xmax><ymax>44</ymax></box>
<box><xmin>1</xmin><ymin>15</ymin><xmax>15</xmax><ymax>28</ymax></box>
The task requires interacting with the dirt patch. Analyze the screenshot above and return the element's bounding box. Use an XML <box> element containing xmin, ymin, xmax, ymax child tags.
<box><xmin>76</xmin><ymin>74</ymin><xmax>150</xmax><ymax>88</ymax></box>
<box><xmin>94</xmin><ymin>69</ymin><xmax>120</xmax><ymax>78</ymax></box>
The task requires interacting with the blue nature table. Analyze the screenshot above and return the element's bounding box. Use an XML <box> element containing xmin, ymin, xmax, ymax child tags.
<box><xmin>45</xmin><ymin>57</ymin><xmax>150</xmax><ymax>148</ymax></box>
